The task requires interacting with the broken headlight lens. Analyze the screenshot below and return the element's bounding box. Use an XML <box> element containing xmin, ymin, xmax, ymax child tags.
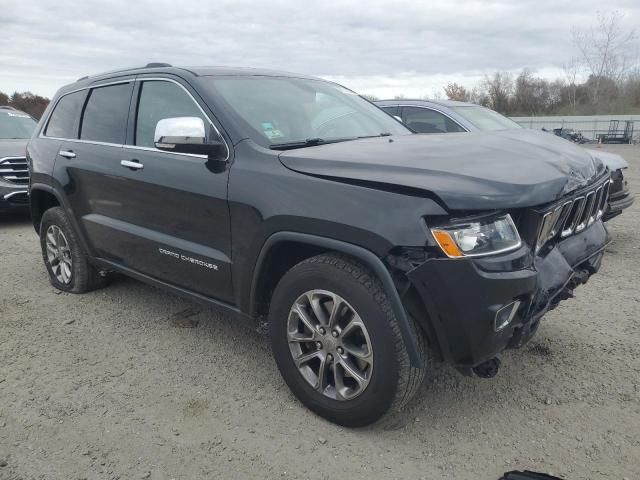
<box><xmin>431</xmin><ymin>214</ymin><xmax>521</xmax><ymax>258</ymax></box>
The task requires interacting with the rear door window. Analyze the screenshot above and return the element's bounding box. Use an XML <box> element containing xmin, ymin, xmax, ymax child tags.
<box><xmin>402</xmin><ymin>107</ymin><xmax>465</xmax><ymax>133</ymax></box>
<box><xmin>44</xmin><ymin>91</ymin><xmax>85</xmax><ymax>138</ymax></box>
<box><xmin>379</xmin><ymin>106</ymin><xmax>398</xmax><ymax>117</ymax></box>
<box><xmin>80</xmin><ymin>82</ymin><xmax>133</xmax><ymax>144</ymax></box>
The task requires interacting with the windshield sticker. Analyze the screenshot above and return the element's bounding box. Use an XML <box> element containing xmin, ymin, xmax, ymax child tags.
<box><xmin>261</xmin><ymin>122</ymin><xmax>284</xmax><ymax>140</ymax></box>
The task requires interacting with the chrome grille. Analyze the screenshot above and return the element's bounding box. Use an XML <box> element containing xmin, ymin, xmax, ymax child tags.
<box><xmin>536</xmin><ymin>177</ymin><xmax>611</xmax><ymax>252</ymax></box>
<box><xmin>0</xmin><ymin>156</ymin><xmax>29</xmax><ymax>185</ymax></box>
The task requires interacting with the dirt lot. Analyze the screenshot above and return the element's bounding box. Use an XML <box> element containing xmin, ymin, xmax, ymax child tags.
<box><xmin>1</xmin><ymin>145</ymin><xmax>639</xmax><ymax>480</ymax></box>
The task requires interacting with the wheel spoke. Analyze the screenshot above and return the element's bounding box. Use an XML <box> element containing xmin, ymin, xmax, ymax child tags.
<box><xmin>342</xmin><ymin>343</ymin><xmax>372</xmax><ymax>363</ymax></box>
<box><xmin>307</xmin><ymin>292</ymin><xmax>328</xmax><ymax>325</ymax></box>
<box><xmin>46</xmin><ymin>230</ymin><xmax>57</xmax><ymax>248</ymax></box>
<box><xmin>327</xmin><ymin>296</ymin><xmax>344</xmax><ymax>328</ymax></box>
<box><xmin>57</xmin><ymin>230</ymin><xmax>66</xmax><ymax>251</ymax></box>
<box><xmin>341</xmin><ymin>313</ymin><xmax>364</xmax><ymax>337</ymax></box>
<box><xmin>46</xmin><ymin>244</ymin><xmax>57</xmax><ymax>257</ymax></box>
<box><xmin>338</xmin><ymin>357</ymin><xmax>367</xmax><ymax>386</ymax></box>
<box><xmin>288</xmin><ymin>331</ymin><xmax>316</xmax><ymax>343</ymax></box>
<box><xmin>294</xmin><ymin>350</ymin><xmax>320</xmax><ymax>368</ymax></box>
<box><xmin>61</xmin><ymin>262</ymin><xmax>72</xmax><ymax>283</ymax></box>
<box><xmin>316</xmin><ymin>355</ymin><xmax>329</xmax><ymax>392</ymax></box>
<box><xmin>333</xmin><ymin>362</ymin><xmax>347</xmax><ymax>400</ymax></box>
<box><xmin>292</xmin><ymin>304</ymin><xmax>317</xmax><ymax>333</ymax></box>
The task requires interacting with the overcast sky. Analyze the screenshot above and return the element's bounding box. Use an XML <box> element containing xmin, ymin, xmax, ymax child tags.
<box><xmin>1</xmin><ymin>0</ymin><xmax>639</xmax><ymax>99</ymax></box>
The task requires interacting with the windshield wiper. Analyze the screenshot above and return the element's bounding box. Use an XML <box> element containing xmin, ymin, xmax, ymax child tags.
<box><xmin>269</xmin><ymin>137</ymin><xmax>354</xmax><ymax>151</ymax></box>
<box><xmin>270</xmin><ymin>133</ymin><xmax>393</xmax><ymax>151</ymax></box>
<box><xmin>356</xmin><ymin>132</ymin><xmax>392</xmax><ymax>139</ymax></box>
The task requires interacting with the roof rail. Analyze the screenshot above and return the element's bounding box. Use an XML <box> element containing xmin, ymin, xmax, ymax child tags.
<box><xmin>0</xmin><ymin>106</ymin><xmax>18</xmax><ymax>111</ymax></box>
<box><xmin>75</xmin><ymin>63</ymin><xmax>174</xmax><ymax>82</ymax></box>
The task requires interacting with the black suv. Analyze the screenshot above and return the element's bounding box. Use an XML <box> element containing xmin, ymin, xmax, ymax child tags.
<box><xmin>27</xmin><ymin>64</ymin><xmax>611</xmax><ymax>426</ymax></box>
<box><xmin>1</xmin><ymin>106</ymin><xmax>37</xmax><ymax>211</ymax></box>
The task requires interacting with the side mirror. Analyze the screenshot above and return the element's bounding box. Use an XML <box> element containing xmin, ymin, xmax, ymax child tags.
<box><xmin>154</xmin><ymin>117</ymin><xmax>225</xmax><ymax>158</ymax></box>
<box><xmin>393</xmin><ymin>115</ymin><xmax>403</xmax><ymax>122</ymax></box>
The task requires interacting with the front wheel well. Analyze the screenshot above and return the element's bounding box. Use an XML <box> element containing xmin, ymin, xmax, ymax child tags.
<box><xmin>30</xmin><ymin>189</ymin><xmax>60</xmax><ymax>233</ymax></box>
<box><xmin>252</xmin><ymin>241</ymin><xmax>329</xmax><ymax>318</ymax></box>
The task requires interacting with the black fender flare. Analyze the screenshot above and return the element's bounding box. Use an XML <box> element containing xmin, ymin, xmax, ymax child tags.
<box><xmin>250</xmin><ymin>231</ymin><xmax>422</xmax><ymax>367</ymax></box>
<box><xmin>29</xmin><ymin>183</ymin><xmax>95</xmax><ymax>260</ymax></box>
<box><xmin>29</xmin><ymin>183</ymin><xmax>63</xmax><ymax>231</ymax></box>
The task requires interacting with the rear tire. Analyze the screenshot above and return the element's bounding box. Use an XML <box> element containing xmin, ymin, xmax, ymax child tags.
<box><xmin>269</xmin><ymin>253</ymin><xmax>427</xmax><ymax>427</ymax></box>
<box><xmin>39</xmin><ymin>207</ymin><xmax>107</xmax><ymax>293</ymax></box>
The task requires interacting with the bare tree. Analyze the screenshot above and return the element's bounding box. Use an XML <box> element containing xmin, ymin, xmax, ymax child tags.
<box><xmin>562</xmin><ymin>57</ymin><xmax>581</xmax><ymax>112</ymax></box>
<box><xmin>443</xmin><ymin>82</ymin><xmax>470</xmax><ymax>101</ymax></box>
<box><xmin>573</xmin><ymin>11</ymin><xmax>638</xmax><ymax>106</ymax></box>
<box><xmin>482</xmin><ymin>72</ymin><xmax>514</xmax><ymax>114</ymax></box>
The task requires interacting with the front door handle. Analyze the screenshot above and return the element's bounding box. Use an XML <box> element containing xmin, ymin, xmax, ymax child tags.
<box><xmin>120</xmin><ymin>160</ymin><xmax>144</xmax><ymax>170</ymax></box>
<box><xmin>59</xmin><ymin>150</ymin><xmax>76</xmax><ymax>159</ymax></box>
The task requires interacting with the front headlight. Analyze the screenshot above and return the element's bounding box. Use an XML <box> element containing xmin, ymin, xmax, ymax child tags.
<box><xmin>430</xmin><ymin>214</ymin><xmax>521</xmax><ymax>258</ymax></box>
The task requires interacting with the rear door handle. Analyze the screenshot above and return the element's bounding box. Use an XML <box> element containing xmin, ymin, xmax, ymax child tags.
<box><xmin>120</xmin><ymin>160</ymin><xmax>144</xmax><ymax>170</ymax></box>
<box><xmin>59</xmin><ymin>150</ymin><xmax>76</xmax><ymax>159</ymax></box>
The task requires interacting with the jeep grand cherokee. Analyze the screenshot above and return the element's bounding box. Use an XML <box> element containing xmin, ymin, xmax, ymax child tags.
<box><xmin>27</xmin><ymin>64</ymin><xmax>610</xmax><ymax>426</ymax></box>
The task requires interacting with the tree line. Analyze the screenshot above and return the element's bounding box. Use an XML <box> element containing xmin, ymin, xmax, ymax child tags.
<box><xmin>0</xmin><ymin>91</ymin><xmax>50</xmax><ymax>120</ymax></box>
<box><xmin>443</xmin><ymin>69</ymin><xmax>640</xmax><ymax>117</ymax></box>
<box><xmin>380</xmin><ymin>12</ymin><xmax>640</xmax><ymax>117</ymax></box>
<box><xmin>442</xmin><ymin>12</ymin><xmax>639</xmax><ymax>116</ymax></box>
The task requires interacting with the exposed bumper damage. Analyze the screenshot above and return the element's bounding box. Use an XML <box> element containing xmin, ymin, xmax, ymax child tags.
<box><xmin>603</xmin><ymin>170</ymin><xmax>634</xmax><ymax>220</ymax></box>
<box><xmin>405</xmin><ymin>220</ymin><xmax>609</xmax><ymax>369</ymax></box>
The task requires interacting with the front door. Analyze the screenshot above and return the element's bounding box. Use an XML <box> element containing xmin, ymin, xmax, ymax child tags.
<box><xmin>117</xmin><ymin>78</ymin><xmax>233</xmax><ymax>302</ymax></box>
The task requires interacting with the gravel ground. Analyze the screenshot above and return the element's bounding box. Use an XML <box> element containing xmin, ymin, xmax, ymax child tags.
<box><xmin>1</xmin><ymin>145</ymin><xmax>639</xmax><ymax>480</ymax></box>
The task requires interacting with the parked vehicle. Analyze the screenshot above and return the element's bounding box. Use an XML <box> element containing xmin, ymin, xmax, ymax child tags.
<box><xmin>29</xmin><ymin>65</ymin><xmax>612</xmax><ymax>426</ymax></box>
<box><xmin>375</xmin><ymin>99</ymin><xmax>633</xmax><ymax>220</ymax></box>
<box><xmin>0</xmin><ymin>106</ymin><xmax>36</xmax><ymax>212</ymax></box>
<box><xmin>551</xmin><ymin>127</ymin><xmax>588</xmax><ymax>144</ymax></box>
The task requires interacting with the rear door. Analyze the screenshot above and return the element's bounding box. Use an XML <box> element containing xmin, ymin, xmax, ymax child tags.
<box><xmin>55</xmin><ymin>79</ymin><xmax>136</xmax><ymax>266</ymax></box>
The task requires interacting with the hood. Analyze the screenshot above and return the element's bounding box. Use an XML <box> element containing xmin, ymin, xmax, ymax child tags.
<box><xmin>588</xmin><ymin>149</ymin><xmax>628</xmax><ymax>171</ymax></box>
<box><xmin>0</xmin><ymin>139</ymin><xmax>29</xmax><ymax>158</ymax></box>
<box><xmin>279</xmin><ymin>129</ymin><xmax>605</xmax><ymax>210</ymax></box>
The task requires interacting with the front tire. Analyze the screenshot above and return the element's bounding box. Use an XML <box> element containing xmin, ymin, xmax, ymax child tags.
<box><xmin>269</xmin><ymin>253</ymin><xmax>427</xmax><ymax>427</ymax></box>
<box><xmin>39</xmin><ymin>207</ymin><xmax>107</xmax><ymax>293</ymax></box>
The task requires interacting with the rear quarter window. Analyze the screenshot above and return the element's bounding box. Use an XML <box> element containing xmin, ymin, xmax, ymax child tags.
<box><xmin>44</xmin><ymin>91</ymin><xmax>85</xmax><ymax>138</ymax></box>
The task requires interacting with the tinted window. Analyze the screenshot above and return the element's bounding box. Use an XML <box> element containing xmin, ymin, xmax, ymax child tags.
<box><xmin>402</xmin><ymin>107</ymin><xmax>465</xmax><ymax>133</ymax></box>
<box><xmin>80</xmin><ymin>83</ymin><xmax>132</xmax><ymax>144</ymax></box>
<box><xmin>135</xmin><ymin>81</ymin><xmax>207</xmax><ymax>148</ymax></box>
<box><xmin>45</xmin><ymin>91</ymin><xmax>85</xmax><ymax>138</ymax></box>
<box><xmin>0</xmin><ymin>112</ymin><xmax>37</xmax><ymax>139</ymax></box>
<box><xmin>380</xmin><ymin>106</ymin><xmax>398</xmax><ymax>117</ymax></box>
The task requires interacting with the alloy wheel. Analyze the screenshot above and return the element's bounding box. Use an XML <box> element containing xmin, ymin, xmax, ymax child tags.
<box><xmin>287</xmin><ymin>289</ymin><xmax>374</xmax><ymax>400</ymax></box>
<box><xmin>45</xmin><ymin>225</ymin><xmax>73</xmax><ymax>285</ymax></box>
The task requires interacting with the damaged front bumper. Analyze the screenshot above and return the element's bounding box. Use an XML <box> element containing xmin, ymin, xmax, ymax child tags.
<box><xmin>406</xmin><ymin>220</ymin><xmax>609</xmax><ymax>369</ymax></box>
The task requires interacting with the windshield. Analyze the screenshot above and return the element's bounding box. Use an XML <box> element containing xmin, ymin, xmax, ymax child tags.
<box><xmin>205</xmin><ymin>76</ymin><xmax>410</xmax><ymax>147</ymax></box>
<box><xmin>0</xmin><ymin>112</ymin><xmax>37</xmax><ymax>139</ymax></box>
<box><xmin>450</xmin><ymin>106</ymin><xmax>521</xmax><ymax>131</ymax></box>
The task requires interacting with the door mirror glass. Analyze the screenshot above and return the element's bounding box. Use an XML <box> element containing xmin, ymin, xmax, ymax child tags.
<box><xmin>154</xmin><ymin>117</ymin><xmax>224</xmax><ymax>157</ymax></box>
